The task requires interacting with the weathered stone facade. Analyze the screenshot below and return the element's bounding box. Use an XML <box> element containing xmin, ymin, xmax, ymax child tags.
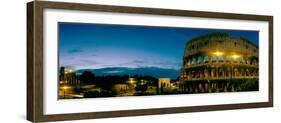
<box><xmin>179</xmin><ymin>33</ymin><xmax>259</xmax><ymax>93</ymax></box>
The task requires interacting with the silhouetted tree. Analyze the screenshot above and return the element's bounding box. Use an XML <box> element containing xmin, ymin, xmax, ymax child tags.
<box><xmin>135</xmin><ymin>83</ymin><xmax>148</xmax><ymax>93</ymax></box>
<box><xmin>236</xmin><ymin>79</ymin><xmax>258</xmax><ymax>91</ymax></box>
<box><xmin>79</xmin><ymin>71</ymin><xmax>95</xmax><ymax>84</ymax></box>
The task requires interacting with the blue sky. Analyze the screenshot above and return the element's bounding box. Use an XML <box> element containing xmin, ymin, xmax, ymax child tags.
<box><xmin>59</xmin><ymin>22</ymin><xmax>258</xmax><ymax>70</ymax></box>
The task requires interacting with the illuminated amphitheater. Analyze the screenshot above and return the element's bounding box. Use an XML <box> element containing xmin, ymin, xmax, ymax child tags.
<box><xmin>179</xmin><ymin>32</ymin><xmax>259</xmax><ymax>93</ymax></box>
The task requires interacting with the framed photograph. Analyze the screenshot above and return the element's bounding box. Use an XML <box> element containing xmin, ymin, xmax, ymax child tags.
<box><xmin>27</xmin><ymin>1</ymin><xmax>273</xmax><ymax>122</ymax></box>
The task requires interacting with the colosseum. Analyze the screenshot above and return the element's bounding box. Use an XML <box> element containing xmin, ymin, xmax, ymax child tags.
<box><xmin>179</xmin><ymin>32</ymin><xmax>259</xmax><ymax>93</ymax></box>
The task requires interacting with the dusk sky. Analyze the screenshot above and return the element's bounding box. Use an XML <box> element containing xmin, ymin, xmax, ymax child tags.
<box><xmin>59</xmin><ymin>22</ymin><xmax>259</xmax><ymax>70</ymax></box>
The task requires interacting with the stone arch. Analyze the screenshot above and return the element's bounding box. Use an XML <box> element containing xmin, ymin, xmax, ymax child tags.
<box><xmin>204</xmin><ymin>68</ymin><xmax>209</xmax><ymax>79</ymax></box>
<box><xmin>211</xmin><ymin>68</ymin><xmax>216</xmax><ymax>78</ymax></box>
<box><xmin>211</xmin><ymin>56</ymin><xmax>217</xmax><ymax>63</ymax></box>
<box><xmin>218</xmin><ymin>67</ymin><xmax>224</xmax><ymax>77</ymax></box>
<box><xmin>234</xmin><ymin>67</ymin><xmax>239</xmax><ymax>77</ymax></box>
<box><xmin>204</xmin><ymin>56</ymin><xmax>209</xmax><ymax>63</ymax></box>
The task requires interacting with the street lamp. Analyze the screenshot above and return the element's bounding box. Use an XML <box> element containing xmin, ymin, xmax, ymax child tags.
<box><xmin>140</xmin><ymin>80</ymin><xmax>143</xmax><ymax>84</ymax></box>
<box><xmin>62</xmin><ymin>86</ymin><xmax>69</xmax><ymax>99</ymax></box>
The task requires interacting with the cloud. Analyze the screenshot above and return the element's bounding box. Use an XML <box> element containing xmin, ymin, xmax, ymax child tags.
<box><xmin>81</xmin><ymin>59</ymin><xmax>100</xmax><ymax>65</ymax></box>
<box><xmin>132</xmin><ymin>60</ymin><xmax>145</xmax><ymax>63</ymax></box>
<box><xmin>117</xmin><ymin>60</ymin><xmax>146</xmax><ymax>67</ymax></box>
<box><xmin>91</xmin><ymin>54</ymin><xmax>97</xmax><ymax>56</ymax></box>
<box><xmin>113</xmin><ymin>58</ymin><xmax>181</xmax><ymax>70</ymax></box>
<box><xmin>101</xmin><ymin>64</ymin><xmax>115</xmax><ymax>67</ymax></box>
<box><xmin>68</xmin><ymin>49</ymin><xmax>82</xmax><ymax>54</ymax></box>
<box><xmin>104</xmin><ymin>70</ymin><xmax>123</xmax><ymax>74</ymax></box>
<box><xmin>148</xmin><ymin>60</ymin><xmax>181</xmax><ymax>70</ymax></box>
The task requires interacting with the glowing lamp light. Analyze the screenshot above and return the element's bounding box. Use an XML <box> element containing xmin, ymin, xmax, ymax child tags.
<box><xmin>59</xmin><ymin>81</ymin><xmax>64</xmax><ymax>84</ymax></box>
<box><xmin>128</xmin><ymin>78</ymin><xmax>136</xmax><ymax>84</ymax></box>
<box><xmin>64</xmin><ymin>68</ymin><xmax>75</xmax><ymax>74</ymax></box>
<box><xmin>213</xmin><ymin>51</ymin><xmax>224</xmax><ymax>56</ymax></box>
<box><xmin>232</xmin><ymin>55</ymin><xmax>240</xmax><ymax>59</ymax></box>
<box><xmin>62</xmin><ymin>86</ymin><xmax>70</xmax><ymax>90</ymax></box>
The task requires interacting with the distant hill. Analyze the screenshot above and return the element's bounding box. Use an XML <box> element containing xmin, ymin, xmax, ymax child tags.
<box><xmin>76</xmin><ymin>67</ymin><xmax>180</xmax><ymax>79</ymax></box>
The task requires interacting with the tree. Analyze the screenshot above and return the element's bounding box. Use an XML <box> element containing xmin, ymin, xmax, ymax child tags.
<box><xmin>236</xmin><ymin>79</ymin><xmax>258</xmax><ymax>91</ymax></box>
<box><xmin>79</xmin><ymin>71</ymin><xmax>95</xmax><ymax>84</ymax></box>
<box><xmin>135</xmin><ymin>83</ymin><xmax>148</xmax><ymax>93</ymax></box>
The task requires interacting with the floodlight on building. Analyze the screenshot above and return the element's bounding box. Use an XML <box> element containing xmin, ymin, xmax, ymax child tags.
<box><xmin>232</xmin><ymin>54</ymin><xmax>240</xmax><ymax>59</ymax></box>
<box><xmin>213</xmin><ymin>51</ymin><xmax>224</xmax><ymax>56</ymax></box>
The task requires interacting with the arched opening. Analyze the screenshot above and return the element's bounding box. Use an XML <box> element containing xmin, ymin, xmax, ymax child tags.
<box><xmin>204</xmin><ymin>56</ymin><xmax>209</xmax><ymax>63</ymax></box>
